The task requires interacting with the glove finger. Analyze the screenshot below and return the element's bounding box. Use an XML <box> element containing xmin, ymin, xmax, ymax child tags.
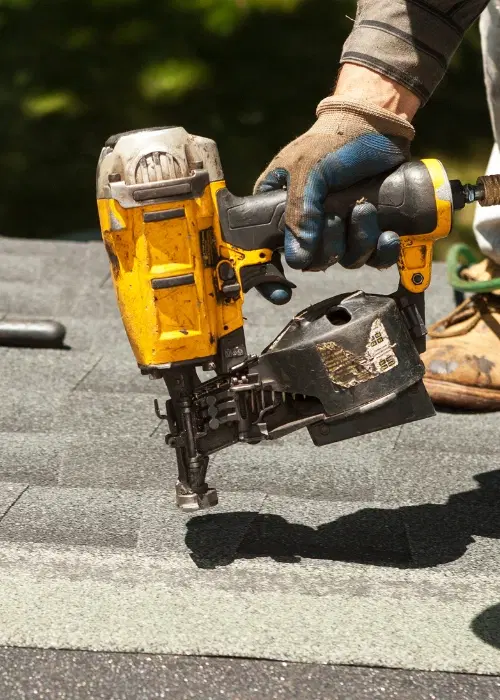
<box><xmin>256</xmin><ymin>165</ymin><xmax>322</xmax><ymax>272</ymax></box>
<box><xmin>256</xmin><ymin>282</ymin><xmax>292</xmax><ymax>305</ymax></box>
<box><xmin>254</xmin><ymin>167</ymin><xmax>289</xmax><ymax>194</ymax></box>
<box><xmin>339</xmin><ymin>201</ymin><xmax>381</xmax><ymax>269</ymax></box>
<box><xmin>366</xmin><ymin>230</ymin><xmax>401</xmax><ymax>270</ymax></box>
<box><xmin>255</xmin><ymin>168</ymin><xmax>302</xmax><ymax>275</ymax></box>
<box><xmin>308</xmin><ymin>215</ymin><xmax>346</xmax><ymax>271</ymax></box>
<box><xmin>286</xmin><ymin>155</ymin><xmax>344</xmax><ymax>270</ymax></box>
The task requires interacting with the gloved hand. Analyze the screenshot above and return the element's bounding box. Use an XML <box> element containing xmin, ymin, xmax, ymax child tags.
<box><xmin>254</xmin><ymin>96</ymin><xmax>415</xmax><ymax>304</ymax></box>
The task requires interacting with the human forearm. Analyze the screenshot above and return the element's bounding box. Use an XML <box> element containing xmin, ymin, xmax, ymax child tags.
<box><xmin>341</xmin><ymin>0</ymin><xmax>489</xmax><ymax>104</ymax></box>
<box><xmin>334</xmin><ymin>63</ymin><xmax>421</xmax><ymax>120</ymax></box>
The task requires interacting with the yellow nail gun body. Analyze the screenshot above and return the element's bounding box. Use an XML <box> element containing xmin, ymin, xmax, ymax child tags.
<box><xmin>97</xmin><ymin>126</ymin><xmax>499</xmax><ymax>512</ymax></box>
<box><xmin>97</xmin><ymin>128</ymin><xmax>290</xmax><ymax>376</ymax></box>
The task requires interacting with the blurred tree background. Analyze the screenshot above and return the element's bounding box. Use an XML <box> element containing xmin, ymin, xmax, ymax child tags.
<box><xmin>0</xmin><ymin>0</ymin><xmax>492</xmax><ymax>253</ymax></box>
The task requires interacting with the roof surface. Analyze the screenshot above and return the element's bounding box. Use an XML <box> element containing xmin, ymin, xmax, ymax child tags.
<box><xmin>0</xmin><ymin>237</ymin><xmax>500</xmax><ymax>697</ymax></box>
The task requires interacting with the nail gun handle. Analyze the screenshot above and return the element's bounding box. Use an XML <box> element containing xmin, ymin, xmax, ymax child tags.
<box><xmin>217</xmin><ymin>160</ymin><xmax>453</xmax><ymax>294</ymax></box>
<box><xmin>217</xmin><ymin>187</ymin><xmax>286</xmax><ymax>252</ymax></box>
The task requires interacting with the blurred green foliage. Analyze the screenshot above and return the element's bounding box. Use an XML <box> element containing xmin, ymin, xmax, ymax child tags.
<box><xmin>0</xmin><ymin>0</ymin><xmax>492</xmax><ymax>239</ymax></box>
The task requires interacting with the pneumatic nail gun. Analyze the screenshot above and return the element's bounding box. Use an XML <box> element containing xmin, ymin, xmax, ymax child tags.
<box><xmin>96</xmin><ymin>126</ymin><xmax>500</xmax><ymax>512</ymax></box>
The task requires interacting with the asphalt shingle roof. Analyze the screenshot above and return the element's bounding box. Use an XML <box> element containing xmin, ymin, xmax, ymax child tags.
<box><xmin>1</xmin><ymin>237</ymin><xmax>500</xmax><ymax>689</ymax></box>
<box><xmin>2</xmin><ymin>648</ymin><xmax>500</xmax><ymax>700</ymax></box>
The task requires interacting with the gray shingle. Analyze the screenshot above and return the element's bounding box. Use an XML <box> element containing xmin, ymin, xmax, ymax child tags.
<box><xmin>0</xmin><ymin>239</ymin><xmax>109</xmax><ymax>285</ymax></box>
<box><xmin>401</xmin><ymin>468</ymin><xmax>500</xmax><ymax>569</ymax></box>
<box><xmin>0</xmin><ymin>254</ymin><xmax>43</xmax><ymax>283</ymax></box>
<box><xmin>0</xmin><ymin>316</ymin><xmax>125</xmax><ymax>355</ymax></box>
<box><xmin>236</xmin><ymin>494</ymin><xmax>411</xmax><ymax>566</ymax></box>
<box><xmin>76</xmin><ymin>353</ymin><xmax>168</xmax><ymax>395</ymax></box>
<box><xmin>0</xmin><ymin>243</ymin><xmax>113</xmax><ymax>319</ymax></box>
<box><xmin>0</xmin><ymin>434</ymin><xmax>69</xmax><ymax>485</ymax></box>
<box><xmin>53</xmin><ymin>391</ymin><xmax>160</xmax><ymax>436</ymax></box>
<box><xmin>58</xmin><ymin>436</ymin><xmax>174</xmax><ymax>489</ymax></box>
<box><xmin>0</xmin><ymin>347</ymin><xmax>101</xmax><ymax>393</ymax></box>
<box><xmin>0</xmin><ymin>486</ymin><xmax>142</xmax><ymax>548</ymax></box>
<box><xmin>0</xmin><ymin>483</ymin><xmax>28</xmax><ymax>518</ymax></box>
<box><xmin>0</xmin><ymin>389</ymin><xmax>65</xmax><ymax>432</ymax></box>
<box><xmin>0</xmin><ymin>281</ymin><xmax>80</xmax><ymax>318</ymax></box>
<box><xmin>210</xmin><ymin>427</ymin><xmax>401</xmax><ymax>501</ymax></box>
<box><xmin>137</xmin><ymin>489</ymin><xmax>266</xmax><ymax>566</ymax></box>
<box><xmin>0</xmin><ymin>236</ymin><xmax>498</xmax><ymax>681</ymax></box>
<box><xmin>70</xmin><ymin>285</ymin><xmax>122</xmax><ymax>320</ymax></box>
<box><xmin>0</xmin><ymin>237</ymin><xmax>79</xmax><ymax>256</ymax></box>
<box><xmin>397</xmin><ymin>410</ymin><xmax>500</xmax><ymax>455</ymax></box>
<box><xmin>376</xmin><ymin>448</ymin><xmax>500</xmax><ymax>503</ymax></box>
<box><xmin>0</xmin><ymin>648</ymin><xmax>499</xmax><ymax>700</ymax></box>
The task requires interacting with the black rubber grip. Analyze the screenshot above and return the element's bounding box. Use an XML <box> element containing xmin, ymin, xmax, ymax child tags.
<box><xmin>217</xmin><ymin>161</ymin><xmax>439</xmax><ymax>252</ymax></box>
<box><xmin>0</xmin><ymin>319</ymin><xmax>66</xmax><ymax>348</ymax></box>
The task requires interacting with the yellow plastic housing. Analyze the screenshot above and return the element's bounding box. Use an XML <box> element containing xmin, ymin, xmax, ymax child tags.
<box><xmin>98</xmin><ymin>181</ymin><xmax>273</xmax><ymax>369</ymax></box>
<box><xmin>398</xmin><ymin>158</ymin><xmax>453</xmax><ymax>293</ymax></box>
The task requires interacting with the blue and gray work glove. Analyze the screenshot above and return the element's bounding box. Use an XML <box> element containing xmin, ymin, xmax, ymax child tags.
<box><xmin>254</xmin><ymin>97</ymin><xmax>415</xmax><ymax>304</ymax></box>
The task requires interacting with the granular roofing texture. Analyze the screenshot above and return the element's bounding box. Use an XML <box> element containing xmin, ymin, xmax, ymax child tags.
<box><xmin>0</xmin><ymin>237</ymin><xmax>500</xmax><ymax>697</ymax></box>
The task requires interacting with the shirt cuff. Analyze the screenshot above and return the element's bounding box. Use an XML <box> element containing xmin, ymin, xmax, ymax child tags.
<box><xmin>340</xmin><ymin>0</ymin><xmax>486</xmax><ymax>104</ymax></box>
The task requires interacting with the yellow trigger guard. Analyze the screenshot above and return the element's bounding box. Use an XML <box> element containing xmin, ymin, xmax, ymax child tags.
<box><xmin>397</xmin><ymin>158</ymin><xmax>453</xmax><ymax>294</ymax></box>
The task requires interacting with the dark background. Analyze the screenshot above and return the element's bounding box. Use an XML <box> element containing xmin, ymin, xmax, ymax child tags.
<box><xmin>0</xmin><ymin>0</ymin><xmax>492</xmax><ymax>252</ymax></box>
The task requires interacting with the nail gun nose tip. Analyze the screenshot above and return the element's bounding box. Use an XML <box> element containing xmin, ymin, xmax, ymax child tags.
<box><xmin>176</xmin><ymin>487</ymin><xmax>219</xmax><ymax>512</ymax></box>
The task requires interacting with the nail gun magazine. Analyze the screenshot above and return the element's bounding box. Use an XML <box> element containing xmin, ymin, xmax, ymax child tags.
<box><xmin>96</xmin><ymin>126</ymin><xmax>500</xmax><ymax>513</ymax></box>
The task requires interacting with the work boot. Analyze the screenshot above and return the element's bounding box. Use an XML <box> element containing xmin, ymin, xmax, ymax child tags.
<box><xmin>423</xmin><ymin>257</ymin><xmax>500</xmax><ymax>411</ymax></box>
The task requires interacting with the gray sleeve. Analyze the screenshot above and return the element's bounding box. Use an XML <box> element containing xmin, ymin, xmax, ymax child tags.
<box><xmin>340</xmin><ymin>0</ymin><xmax>489</xmax><ymax>104</ymax></box>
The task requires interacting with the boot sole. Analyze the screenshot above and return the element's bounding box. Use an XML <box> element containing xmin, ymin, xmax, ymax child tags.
<box><xmin>424</xmin><ymin>377</ymin><xmax>500</xmax><ymax>411</ymax></box>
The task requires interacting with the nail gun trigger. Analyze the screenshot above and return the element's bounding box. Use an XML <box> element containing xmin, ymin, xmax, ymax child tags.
<box><xmin>240</xmin><ymin>260</ymin><xmax>296</xmax><ymax>294</ymax></box>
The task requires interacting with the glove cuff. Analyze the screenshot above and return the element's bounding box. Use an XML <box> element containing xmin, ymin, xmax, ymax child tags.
<box><xmin>315</xmin><ymin>96</ymin><xmax>415</xmax><ymax>142</ymax></box>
